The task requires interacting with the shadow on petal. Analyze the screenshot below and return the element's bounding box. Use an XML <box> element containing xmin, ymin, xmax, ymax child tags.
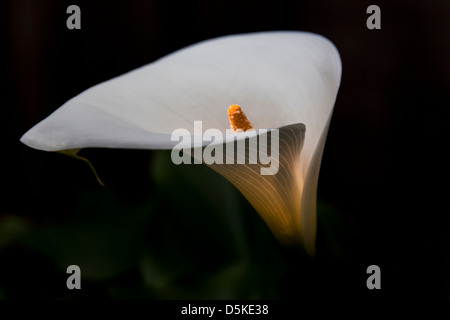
<box><xmin>206</xmin><ymin>124</ymin><xmax>313</xmax><ymax>253</ymax></box>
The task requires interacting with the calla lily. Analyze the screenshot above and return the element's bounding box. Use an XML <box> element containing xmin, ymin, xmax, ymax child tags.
<box><xmin>20</xmin><ymin>31</ymin><xmax>341</xmax><ymax>256</ymax></box>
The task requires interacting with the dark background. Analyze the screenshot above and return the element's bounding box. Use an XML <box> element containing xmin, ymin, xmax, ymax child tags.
<box><xmin>1</xmin><ymin>0</ymin><xmax>448</xmax><ymax>299</ymax></box>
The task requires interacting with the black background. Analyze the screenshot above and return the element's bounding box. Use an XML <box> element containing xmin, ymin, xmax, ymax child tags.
<box><xmin>1</xmin><ymin>0</ymin><xmax>448</xmax><ymax>299</ymax></box>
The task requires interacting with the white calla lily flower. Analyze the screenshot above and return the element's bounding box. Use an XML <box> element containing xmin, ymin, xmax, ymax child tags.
<box><xmin>21</xmin><ymin>31</ymin><xmax>341</xmax><ymax>256</ymax></box>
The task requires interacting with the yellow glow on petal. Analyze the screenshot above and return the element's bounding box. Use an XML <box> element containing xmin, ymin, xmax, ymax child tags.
<box><xmin>207</xmin><ymin>124</ymin><xmax>315</xmax><ymax>254</ymax></box>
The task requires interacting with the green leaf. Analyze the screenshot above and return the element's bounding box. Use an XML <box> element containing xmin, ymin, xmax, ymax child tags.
<box><xmin>21</xmin><ymin>187</ymin><xmax>156</xmax><ymax>281</ymax></box>
<box><xmin>0</xmin><ymin>216</ymin><xmax>31</xmax><ymax>249</ymax></box>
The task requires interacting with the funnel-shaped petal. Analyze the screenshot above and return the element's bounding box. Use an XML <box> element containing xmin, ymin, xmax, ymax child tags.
<box><xmin>207</xmin><ymin>124</ymin><xmax>308</xmax><ymax>249</ymax></box>
<box><xmin>20</xmin><ymin>31</ymin><xmax>342</xmax><ymax>254</ymax></box>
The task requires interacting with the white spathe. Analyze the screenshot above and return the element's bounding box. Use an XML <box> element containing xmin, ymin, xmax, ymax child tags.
<box><xmin>21</xmin><ymin>31</ymin><xmax>342</xmax><ymax>255</ymax></box>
